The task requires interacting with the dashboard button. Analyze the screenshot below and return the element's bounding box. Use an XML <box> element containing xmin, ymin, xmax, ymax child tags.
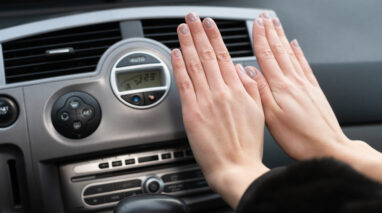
<box><xmin>105</xmin><ymin>193</ymin><xmax>125</xmax><ymax>203</ymax></box>
<box><xmin>69</xmin><ymin>99</ymin><xmax>80</xmax><ymax>109</ymax></box>
<box><xmin>85</xmin><ymin>196</ymin><xmax>105</xmax><ymax>205</ymax></box>
<box><xmin>184</xmin><ymin>179</ymin><xmax>208</xmax><ymax>190</ymax></box>
<box><xmin>144</xmin><ymin>90</ymin><xmax>165</xmax><ymax>104</ymax></box>
<box><xmin>125</xmin><ymin>158</ymin><xmax>135</xmax><ymax>165</ymax></box>
<box><xmin>115</xmin><ymin>180</ymin><xmax>141</xmax><ymax>190</ymax></box>
<box><xmin>81</xmin><ymin>108</ymin><xmax>93</xmax><ymax>118</ymax></box>
<box><xmin>164</xmin><ymin>179</ymin><xmax>208</xmax><ymax>193</ymax></box>
<box><xmin>148</xmin><ymin>181</ymin><xmax>160</xmax><ymax>193</ymax></box>
<box><xmin>60</xmin><ymin>112</ymin><xmax>70</xmax><ymax>121</ymax></box>
<box><xmin>143</xmin><ymin>177</ymin><xmax>163</xmax><ymax>194</ymax></box>
<box><xmin>164</xmin><ymin>182</ymin><xmax>184</xmax><ymax>193</ymax></box>
<box><xmin>51</xmin><ymin>91</ymin><xmax>101</xmax><ymax>139</ymax></box>
<box><xmin>72</xmin><ymin>121</ymin><xmax>82</xmax><ymax>130</ymax></box>
<box><xmin>125</xmin><ymin>190</ymin><xmax>143</xmax><ymax>197</ymax></box>
<box><xmin>112</xmin><ymin>160</ymin><xmax>122</xmax><ymax>167</ymax></box>
<box><xmin>138</xmin><ymin>155</ymin><xmax>159</xmax><ymax>163</ymax></box>
<box><xmin>116</xmin><ymin>53</ymin><xmax>161</xmax><ymax>67</ymax></box>
<box><xmin>98</xmin><ymin>162</ymin><xmax>109</xmax><ymax>169</ymax></box>
<box><xmin>0</xmin><ymin>96</ymin><xmax>19</xmax><ymax>128</ymax></box>
<box><xmin>162</xmin><ymin>170</ymin><xmax>204</xmax><ymax>183</ymax></box>
<box><xmin>84</xmin><ymin>183</ymin><xmax>114</xmax><ymax>195</ymax></box>
<box><xmin>121</xmin><ymin>93</ymin><xmax>144</xmax><ymax>106</ymax></box>
<box><xmin>161</xmin><ymin>153</ymin><xmax>171</xmax><ymax>160</ymax></box>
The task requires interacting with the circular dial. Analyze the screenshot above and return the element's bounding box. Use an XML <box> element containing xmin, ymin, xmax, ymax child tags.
<box><xmin>51</xmin><ymin>91</ymin><xmax>101</xmax><ymax>139</ymax></box>
<box><xmin>0</xmin><ymin>95</ymin><xmax>19</xmax><ymax>128</ymax></box>
<box><xmin>143</xmin><ymin>176</ymin><xmax>164</xmax><ymax>194</ymax></box>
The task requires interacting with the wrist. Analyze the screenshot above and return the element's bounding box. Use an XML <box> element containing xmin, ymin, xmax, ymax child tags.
<box><xmin>332</xmin><ymin>139</ymin><xmax>382</xmax><ymax>182</ymax></box>
<box><xmin>206</xmin><ymin>162</ymin><xmax>269</xmax><ymax>209</ymax></box>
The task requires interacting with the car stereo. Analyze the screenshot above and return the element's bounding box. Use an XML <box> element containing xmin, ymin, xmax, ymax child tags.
<box><xmin>60</xmin><ymin>147</ymin><xmax>210</xmax><ymax>211</ymax></box>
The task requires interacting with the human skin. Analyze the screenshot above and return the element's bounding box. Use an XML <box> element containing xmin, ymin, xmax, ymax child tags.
<box><xmin>250</xmin><ymin>12</ymin><xmax>382</xmax><ymax>183</ymax></box>
<box><xmin>171</xmin><ymin>11</ymin><xmax>382</xmax><ymax>210</ymax></box>
<box><xmin>171</xmin><ymin>12</ymin><xmax>269</xmax><ymax>209</ymax></box>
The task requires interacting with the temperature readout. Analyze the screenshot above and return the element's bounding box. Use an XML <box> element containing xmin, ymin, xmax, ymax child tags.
<box><xmin>117</xmin><ymin>70</ymin><xmax>163</xmax><ymax>91</ymax></box>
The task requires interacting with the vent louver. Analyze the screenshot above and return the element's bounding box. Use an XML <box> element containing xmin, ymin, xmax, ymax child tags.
<box><xmin>142</xmin><ymin>19</ymin><xmax>253</xmax><ymax>58</ymax></box>
<box><xmin>2</xmin><ymin>22</ymin><xmax>122</xmax><ymax>83</ymax></box>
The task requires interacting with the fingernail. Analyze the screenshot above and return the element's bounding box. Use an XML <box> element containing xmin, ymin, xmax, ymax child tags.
<box><xmin>187</xmin><ymin>12</ymin><xmax>197</xmax><ymax>22</ymax></box>
<box><xmin>238</xmin><ymin>64</ymin><xmax>245</xmax><ymax>73</ymax></box>
<box><xmin>273</xmin><ymin>18</ymin><xmax>281</xmax><ymax>27</ymax></box>
<box><xmin>257</xmin><ymin>18</ymin><xmax>264</xmax><ymax>27</ymax></box>
<box><xmin>245</xmin><ymin>67</ymin><xmax>257</xmax><ymax>79</ymax></box>
<box><xmin>204</xmin><ymin>17</ymin><xmax>214</xmax><ymax>28</ymax></box>
<box><xmin>180</xmin><ymin>24</ymin><xmax>189</xmax><ymax>34</ymax></box>
<box><xmin>173</xmin><ymin>49</ymin><xmax>181</xmax><ymax>57</ymax></box>
<box><xmin>291</xmin><ymin>39</ymin><xmax>300</xmax><ymax>48</ymax></box>
<box><xmin>262</xmin><ymin>12</ymin><xmax>271</xmax><ymax>19</ymax></box>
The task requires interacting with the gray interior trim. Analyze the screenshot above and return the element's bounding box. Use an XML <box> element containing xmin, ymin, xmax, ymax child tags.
<box><xmin>120</xmin><ymin>21</ymin><xmax>144</xmax><ymax>39</ymax></box>
<box><xmin>0</xmin><ymin>45</ymin><xmax>5</xmax><ymax>86</ymax></box>
<box><xmin>0</xmin><ymin>6</ymin><xmax>275</xmax><ymax>43</ymax></box>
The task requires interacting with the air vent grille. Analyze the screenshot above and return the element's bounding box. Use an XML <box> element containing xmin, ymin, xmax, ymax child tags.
<box><xmin>142</xmin><ymin>19</ymin><xmax>253</xmax><ymax>58</ymax></box>
<box><xmin>2</xmin><ymin>22</ymin><xmax>122</xmax><ymax>83</ymax></box>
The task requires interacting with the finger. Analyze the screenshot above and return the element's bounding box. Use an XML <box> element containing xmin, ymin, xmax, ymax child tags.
<box><xmin>290</xmin><ymin>39</ymin><xmax>320</xmax><ymax>87</ymax></box>
<box><xmin>177</xmin><ymin>23</ymin><xmax>211</xmax><ymax>97</ymax></box>
<box><xmin>250</xmin><ymin>67</ymin><xmax>281</xmax><ymax>113</ymax></box>
<box><xmin>260</xmin><ymin>12</ymin><xmax>300</xmax><ymax>81</ymax></box>
<box><xmin>272</xmin><ymin>18</ymin><xmax>306</xmax><ymax>79</ymax></box>
<box><xmin>202</xmin><ymin>17</ymin><xmax>242</xmax><ymax>87</ymax></box>
<box><xmin>235</xmin><ymin>64</ymin><xmax>262</xmax><ymax>108</ymax></box>
<box><xmin>171</xmin><ymin>49</ymin><xmax>197</xmax><ymax>108</ymax></box>
<box><xmin>252</xmin><ymin>18</ymin><xmax>285</xmax><ymax>86</ymax></box>
<box><xmin>185</xmin><ymin>13</ymin><xmax>226</xmax><ymax>90</ymax></box>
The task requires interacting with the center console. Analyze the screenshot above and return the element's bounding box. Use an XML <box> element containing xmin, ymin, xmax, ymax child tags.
<box><xmin>0</xmin><ymin>6</ymin><xmax>276</xmax><ymax>213</ymax></box>
<box><xmin>60</xmin><ymin>147</ymin><xmax>209</xmax><ymax>211</ymax></box>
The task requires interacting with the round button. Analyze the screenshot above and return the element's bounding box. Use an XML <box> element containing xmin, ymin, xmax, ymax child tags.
<box><xmin>0</xmin><ymin>96</ymin><xmax>19</xmax><ymax>128</ymax></box>
<box><xmin>69</xmin><ymin>100</ymin><xmax>80</xmax><ymax>109</ymax></box>
<box><xmin>72</xmin><ymin>121</ymin><xmax>82</xmax><ymax>130</ymax></box>
<box><xmin>60</xmin><ymin>112</ymin><xmax>70</xmax><ymax>121</ymax></box>
<box><xmin>132</xmin><ymin>96</ymin><xmax>141</xmax><ymax>103</ymax></box>
<box><xmin>82</xmin><ymin>108</ymin><xmax>93</xmax><ymax>118</ymax></box>
<box><xmin>144</xmin><ymin>177</ymin><xmax>164</xmax><ymax>194</ymax></box>
<box><xmin>148</xmin><ymin>181</ymin><xmax>160</xmax><ymax>193</ymax></box>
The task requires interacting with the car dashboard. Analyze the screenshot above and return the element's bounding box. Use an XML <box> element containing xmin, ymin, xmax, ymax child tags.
<box><xmin>1</xmin><ymin>1</ymin><xmax>382</xmax><ymax>213</ymax></box>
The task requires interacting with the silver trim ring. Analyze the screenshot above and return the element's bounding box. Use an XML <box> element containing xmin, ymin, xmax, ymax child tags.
<box><xmin>110</xmin><ymin>51</ymin><xmax>171</xmax><ymax>109</ymax></box>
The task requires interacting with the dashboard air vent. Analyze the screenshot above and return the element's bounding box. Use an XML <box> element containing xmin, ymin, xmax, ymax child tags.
<box><xmin>2</xmin><ymin>22</ymin><xmax>122</xmax><ymax>83</ymax></box>
<box><xmin>142</xmin><ymin>19</ymin><xmax>253</xmax><ymax>58</ymax></box>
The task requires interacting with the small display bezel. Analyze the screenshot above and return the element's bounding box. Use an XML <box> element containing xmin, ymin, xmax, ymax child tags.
<box><xmin>110</xmin><ymin>51</ymin><xmax>171</xmax><ymax>109</ymax></box>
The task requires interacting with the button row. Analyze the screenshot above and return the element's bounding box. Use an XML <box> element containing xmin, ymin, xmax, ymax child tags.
<box><xmin>98</xmin><ymin>158</ymin><xmax>136</xmax><ymax>169</ymax></box>
<box><xmin>97</xmin><ymin>149</ymin><xmax>192</xmax><ymax>170</ymax></box>
<box><xmin>121</xmin><ymin>90</ymin><xmax>165</xmax><ymax>106</ymax></box>
<box><xmin>84</xmin><ymin>179</ymin><xmax>141</xmax><ymax>196</ymax></box>
<box><xmin>85</xmin><ymin>189</ymin><xmax>142</xmax><ymax>206</ymax></box>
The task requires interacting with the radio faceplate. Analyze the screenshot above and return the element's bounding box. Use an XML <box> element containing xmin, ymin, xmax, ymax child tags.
<box><xmin>60</xmin><ymin>148</ymin><xmax>211</xmax><ymax>212</ymax></box>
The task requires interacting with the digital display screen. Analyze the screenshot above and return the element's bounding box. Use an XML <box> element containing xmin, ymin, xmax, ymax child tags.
<box><xmin>117</xmin><ymin>70</ymin><xmax>163</xmax><ymax>91</ymax></box>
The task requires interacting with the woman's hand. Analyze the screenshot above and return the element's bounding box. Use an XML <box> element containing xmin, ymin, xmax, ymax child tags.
<box><xmin>250</xmin><ymin>13</ymin><xmax>382</xmax><ymax>182</ymax></box>
<box><xmin>171</xmin><ymin>13</ymin><xmax>269</xmax><ymax>209</ymax></box>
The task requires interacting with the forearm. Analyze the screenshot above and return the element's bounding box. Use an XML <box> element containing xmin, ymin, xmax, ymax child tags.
<box><xmin>207</xmin><ymin>163</ymin><xmax>269</xmax><ymax>209</ymax></box>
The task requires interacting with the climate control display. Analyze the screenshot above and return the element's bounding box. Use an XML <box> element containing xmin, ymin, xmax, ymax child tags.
<box><xmin>110</xmin><ymin>51</ymin><xmax>171</xmax><ymax>109</ymax></box>
<box><xmin>117</xmin><ymin>70</ymin><xmax>163</xmax><ymax>91</ymax></box>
